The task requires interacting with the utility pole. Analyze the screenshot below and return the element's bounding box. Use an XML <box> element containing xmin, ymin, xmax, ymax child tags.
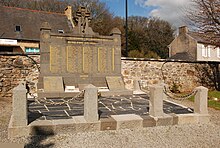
<box><xmin>125</xmin><ymin>0</ymin><xmax>128</xmax><ymax>57</ymax></box>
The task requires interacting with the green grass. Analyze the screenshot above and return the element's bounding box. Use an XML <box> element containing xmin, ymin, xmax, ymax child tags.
<box><xmin>189</xmin><ymin>90</ymin><xmax>220</xmax><ymax>110</ymax></box>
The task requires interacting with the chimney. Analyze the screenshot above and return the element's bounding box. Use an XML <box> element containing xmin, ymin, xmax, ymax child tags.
<box><xmin>65</xmin><ymin>6</ymin><xmax>75</xmax><ymax>27</ymax></box>
<box><xmin>179</xmin><ymin>26</ymin><xmax>188</xmax><ymax>35</ymax></box>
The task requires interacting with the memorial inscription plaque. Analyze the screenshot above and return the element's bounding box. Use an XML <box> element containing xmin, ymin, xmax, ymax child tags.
<box><xmin>106</xmin><ymin>76</ymin><xmax>125</xmax><ymax>90</ymax></box>
<box><xmin>43</xmin><ymin>77</ymin><xmax>64</xmax><ymax>92</ymax></box>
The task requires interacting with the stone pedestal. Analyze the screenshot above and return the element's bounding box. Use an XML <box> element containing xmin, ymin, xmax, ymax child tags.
<box><xmin>149</xmin><ymin>85</ymin><xmax>164</xmax><ymax>117</ymax></box>
<box><xmin>194</xmin><ymin>86</ymin><xmax>208</xmax><ymax>114</ymax></box>
<box><xmin>84</xmin><ymin>84</ymin><xmax>99</xmax><ymax>122</ymax></box>
<box><xmin>12</xmin><ymin>82</ymin><xmax>27</xmax><ymax>126</ymax></box>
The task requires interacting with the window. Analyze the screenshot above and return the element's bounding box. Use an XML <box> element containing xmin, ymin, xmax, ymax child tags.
<box><xmin>15</xmin><ymin>25</ymin><xmax>21</xmax><ymax>32</ymax></box>
<box><xmin>58</xmin><ymin>29</ymin><xmax>64</xmax><ymax>33</ymax></box>
<box><xmin>0</xmin><ymin>46</ymin><xmax>13</xmax><ymax>52</ymax></box>
<box><xmin>201</xmin><ymin>45</ymin><xmax>211</xmax><ymax>58</ymax></box>
<box><xmin>25</xmin><ymin>47</ymin><xmax>40</xmax><ymax>53</ymax></box>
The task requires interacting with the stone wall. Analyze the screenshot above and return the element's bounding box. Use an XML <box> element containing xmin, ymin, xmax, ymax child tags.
<box><xmin>0</xmin><ymin>55</ymin><xmax>213</xmax><ymax>98</ymax></box>
<box><xmin>0</xmin><ymin>55</ymin><xmax>39</xmax><ymax>98</ymax></box>
<box><xmin>122</xmin><ymin>59</ymin><xmax>210</xmax><ymax>92</ymax></box>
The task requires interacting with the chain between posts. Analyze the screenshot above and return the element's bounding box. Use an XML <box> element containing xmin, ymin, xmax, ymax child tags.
<box><xmin>163</xmin><ymin>85</ymin><xmax>198</xmax><ymax>101</ymax></box>
<box><xmin>34</xmin><ymin>90</ymin><xmax>85</xmax><ymax>105</ymax></box>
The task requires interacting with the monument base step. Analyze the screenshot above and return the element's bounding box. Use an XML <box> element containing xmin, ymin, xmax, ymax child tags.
<box><xmin>37</xmin><ymin>92</ymin><xmax>80</xmax><ymax>98</ymax></box>
<box><xmin>100</xmin><ymin>90</ymin><xmax>133</xmax><ymax>97</ymax></box>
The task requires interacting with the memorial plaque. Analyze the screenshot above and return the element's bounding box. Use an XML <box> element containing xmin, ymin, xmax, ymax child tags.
<box><xmin>106</xmin><ymin>76</ymin><xmax>125</xmax><ymax>90</ymax></box>
<box><xmin>43</xmin><ymin>76</ymin><xmax>64</xmax><ymax>92</ymax></box>
<box><xmin>98</xmin><ymin>48</ymin><xmax>107</xmax><ymax>73</ymax></box>
<box><xmin>50</xmin><ymin>46</ymin><xmax>63</xmax><ymax>73</ymax></box>
<box><xmin>83</xmin><ymin>46</ymin><xmax>93</xmax><ymax>73</ymax></box>
<box><xmin>67</xmin><ymin>46</ymin><xmax>83</xmax><ymax>73</ymax></box>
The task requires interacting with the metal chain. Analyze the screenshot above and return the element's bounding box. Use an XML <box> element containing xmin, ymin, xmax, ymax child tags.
<box><xmin>34</xmin><ymin>90</ymin><xmax>85</xmax><ymax>105</ymax></box>
<box><xmin>163</xmin><ymin>86</ymin><xmax>198</xmax><ymax>101</ymax></box>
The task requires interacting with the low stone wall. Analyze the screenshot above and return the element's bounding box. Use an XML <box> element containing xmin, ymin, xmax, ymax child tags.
<box><xmin>0</xmin><ymin>55</ymin><xmax>39</xmax><ymax>98</ymax></box>
<box><xmin>122</xmin><ymin>59</ymin><xmax>208</xmax><ymax>92</ymax></box>
<box><xmin>0</xmin><ymin>55</ymin><xmax>213</xmax><ymax>98</ymax></box>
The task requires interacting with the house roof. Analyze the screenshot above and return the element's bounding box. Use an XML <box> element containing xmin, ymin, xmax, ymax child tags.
<box><xmin>0</xmin><ymin>6</ymin><xmax>73</xmax><ymax>41</ymax></box>
<box><xmin>169</xmin><ymin>52</ymin><xmax>195</xmax><ymax>61</ymax></box>
<box><xmin>188</xmin><ymin>31</ymin><xmax>220</xmax><ymax>46</ymax></box>
<box><xmin>188</xmin><ymin>32</ymin><xmax>211</xmax><ymax>45</ymax></box>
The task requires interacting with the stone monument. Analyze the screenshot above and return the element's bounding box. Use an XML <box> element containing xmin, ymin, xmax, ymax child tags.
<box><xmin>37</xmin><ymin>6</ymin><xmax>131</xmax><ymax>97</ymax></box>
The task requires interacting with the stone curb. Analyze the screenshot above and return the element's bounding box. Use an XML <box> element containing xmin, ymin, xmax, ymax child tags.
<box><xmin>8</xmin><ymin>113</ymin><xmax>210</xmax><ymax>138</ymax></box>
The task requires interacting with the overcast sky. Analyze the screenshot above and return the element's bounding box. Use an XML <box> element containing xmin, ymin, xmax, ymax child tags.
<box><xmin>101</xmin><ymin>0</ymin><xmax>192</xmax><ymax>28</ymax></box>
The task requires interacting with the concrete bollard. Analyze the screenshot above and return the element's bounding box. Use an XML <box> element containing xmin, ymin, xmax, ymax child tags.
<box><xmin>149</xmin><ymin>84</ymin><xmax>164</xmax><ymax>117</ymax></box>
<box><xmin>84</xmin><ymin>84</ymin><xmax>99</xmax><ymax>122</ymax></box>
<box><xmin>12</xmin><ymin>82</ymin><xmax>27</xmax><ymax>126</ymax></box>
<box><xmin>133</xmin><ymin>79</ymin><xmax>141</xmax><ymax>91</ymax></box>
<box><xmin>194</xmin><ymin>86</ymin><xmax>208</xmax><ymax>114</ymax></box>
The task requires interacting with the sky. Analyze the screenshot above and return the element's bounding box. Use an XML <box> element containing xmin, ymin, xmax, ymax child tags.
<box><xmin>100</xmin><ymin>0</ymin><xmax>192</xmax><ymax>28</ymax></box>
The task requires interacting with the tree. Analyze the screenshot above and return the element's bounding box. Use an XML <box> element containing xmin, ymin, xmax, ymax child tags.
<box><xmin>187</xmin><ymin>0</ymin><xmax>220</xmax><ymax>46</ymax></box>
<box><xmin>126</xmin><ymin>16</ymin><xmax>174</xmax><ymax>58</ymax></box>
<box><xmin>69</xmin><ymin>0</ymin><xmax>115</xmax><ymax>35</ymax></box>
<box><xmin>186</xmin><ymin>0</ymin><xmax>220</xmax><ymax>91</ymax></box>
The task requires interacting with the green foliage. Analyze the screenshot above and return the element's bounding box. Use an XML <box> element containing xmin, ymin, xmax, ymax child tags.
<box><xmin>128</xmin><ymin>50</ymin><xmax>145</xmax><ymax>58</ymax></box>
<box><xmin>126</xmin><ymin>16</ymin><xmax>174</xmax><ymax>58</ymax></box>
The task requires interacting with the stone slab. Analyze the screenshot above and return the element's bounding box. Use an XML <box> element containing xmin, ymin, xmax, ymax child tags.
<box><xmin>74</xmin><ymin>116</ymin><xmax>101</xmax><ymax>132</ymax></box>
<box><xmin>141</xmin><ymin>115</ymin><xmax>156</xmax><ymax>127</ymax></box>
<box><xmin>195</xmin><ymin>114</ymin><xmax>210</xmax><ymax>124</ymax></box>
<box><xmin>100</xmin><ymin>90</ymin><xmax>133</xmax><ymax>97</ymax></box>
<box><xmin>53</xmin><ymin>119</ymin><xmax>76</xmax><ymax>134</ymax></box>
<box><xmin>8</xmin><ymin>116</ymin><xmax>30</xmax><ymax>138</ymax></box>
<box><xmin>106</xmin><ymin>76</ymin><xmax>125</xmax><ymax>90</ymax></box>
<box><xmin>100</xmin><ymin>117</ymin><xmax>117</xmax><ymax>131</ymax></box>
<box><xmin>111</xmin><ymin>114</ymin><xmax>143</xmax><ymax>130</ymax></box>
<box><xmin>176</xmin><ymin>114</ymin><xmax>197</xmax><ymax>125</ymax></box>
<box><xmin>43</xmin><ymin>76</ymin><xmax>64</xmax><ymax>92</ymax></box>
<box><xmin>37</xmin><ymin>92</ymin><xmax>79</xmax><ymax>98</ymax></box>
<box><xmin>153</xmin><ymin>114</ymin><xmax>173</xmax><ymax>126</ymax></box>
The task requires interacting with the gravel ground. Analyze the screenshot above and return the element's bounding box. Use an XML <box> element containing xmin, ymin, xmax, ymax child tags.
<box><xmin>0</xmin><ymin>97</ymin><xmax>220</xmax><ymax>148</ymax></box>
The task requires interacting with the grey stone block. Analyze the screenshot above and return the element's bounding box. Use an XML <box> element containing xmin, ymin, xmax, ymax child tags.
<box><xmin>84</xmin><ymin>84</ymin><xmax>99</xmax><ymax>122</ymax></box>
<box><xmin>155</xmin><ymin>115</ymin><xmax>173</xmax><ymax>126</ymax></box>
<box><xmin>74</xmin><ymin>116</ymin><xmax>100</xmax><ymax>132</ymax></box>
<box><xmin>100</xmin><ymin>117</ymin><xmax>117</xmax><ymax>130</ymax></box>
<box><xmin>141</xmin><ymin>115</ymin><xmax>156</xmax><ymax>127</ymax></box>
<box><xmin>111</xmin><ymin>114</ymin><xmax>143</xmax><ymax>130</ymax></box>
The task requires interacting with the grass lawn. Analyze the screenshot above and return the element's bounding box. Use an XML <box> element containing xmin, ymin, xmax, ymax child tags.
<box><xmin>189</xmin><ymin>90</ymin><xmax>220</xmax><ymax>110</ymax></box>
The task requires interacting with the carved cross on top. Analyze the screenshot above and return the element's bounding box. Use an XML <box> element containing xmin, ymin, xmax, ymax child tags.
<box><xmin>74</xmin><ymin>6</ymin><xmax>91</xmax><ymax>34</ymax></box>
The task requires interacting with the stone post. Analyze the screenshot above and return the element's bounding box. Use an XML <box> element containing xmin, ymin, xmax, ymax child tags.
<box><xmin>133</xmin><ymin>79</ymin><xmax>141</xmax><ymax>91</ymax></box>
<box><xmin>84</xmin><ymin>84</ymin><xmax>99</xmax><ymax>122</ymax></box>
<box><xmin>194</xmin><ymin>86</ymin><xmax>208</xmax><ymax>114</ymax></box>
<box><xmin>12</xmin><ymin>82</ymin><xmax>27</xmax><ymax>126</ymax></box>
<box><xmin>149</xmin><ymin>84</ymin><xmax>164</xmax><ymax>117</ymax></box>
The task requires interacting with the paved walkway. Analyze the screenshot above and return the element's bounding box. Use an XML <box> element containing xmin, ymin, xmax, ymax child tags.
<box><xmin>28</xmin><ymin>94</ymin><xmax>193</xmax><ymax>123</ymax></box>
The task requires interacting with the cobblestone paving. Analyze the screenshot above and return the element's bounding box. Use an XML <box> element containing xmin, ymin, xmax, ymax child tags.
<box><xmin>28</xmin><ymin>94</ymin><xmax>193</xmax><ymax>122</ymax></box>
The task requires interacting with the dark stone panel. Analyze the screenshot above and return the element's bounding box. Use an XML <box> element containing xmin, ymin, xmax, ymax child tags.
<box><xmin>66</xmin><ymin>110</ymin><xmax>84</xmax><ymax>116</ymax></box>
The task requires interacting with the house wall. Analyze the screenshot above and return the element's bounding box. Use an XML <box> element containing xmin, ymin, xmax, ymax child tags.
<box><xmin>169</xmin><ymin>33</ymin><xmax>197</xmax><ymax>59</ymax></box>
<box><xmin>197</xmin><ymin>43</ymin><xmax>220</xmax><ymax>62</ymax></box>
<box><xmin>0</xmin><ymin>56</ymin><xmax>214</xmax><ymax>98</ymax></box>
